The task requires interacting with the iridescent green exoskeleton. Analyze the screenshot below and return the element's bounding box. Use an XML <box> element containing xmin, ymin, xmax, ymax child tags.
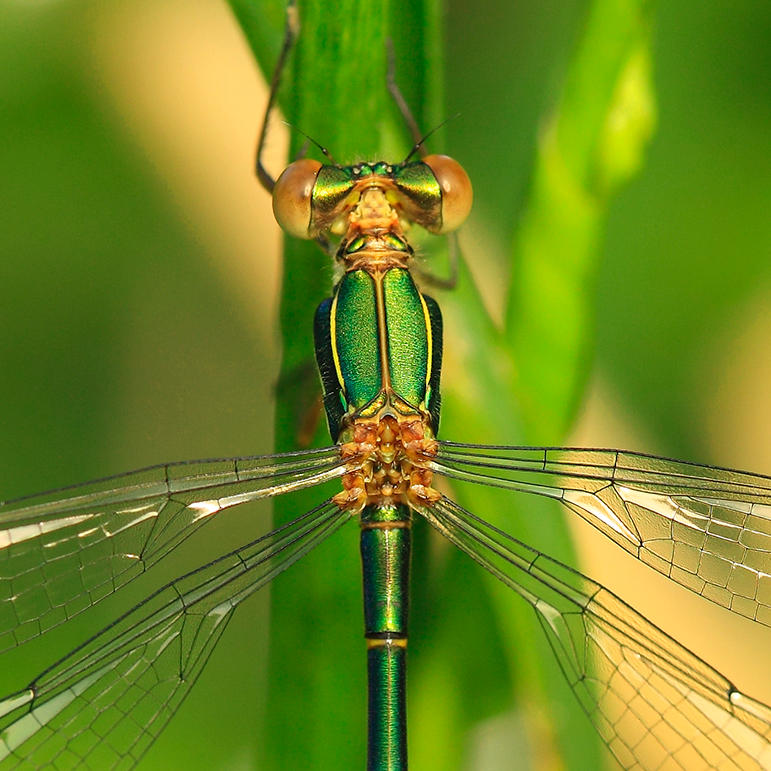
<box><xmin>271</xmin><ymin>150</ymin><xmax>471</xmax><ymax>769</ymax></box>
<box><xmin>0</xmin><ymin>3</ymin><xmax>770</xmax><ymax>771</ymax></box>
<box><xmin>307</xmin><ymin>162</ymin><xmax>447</xmax><ymax>444</ymax></box>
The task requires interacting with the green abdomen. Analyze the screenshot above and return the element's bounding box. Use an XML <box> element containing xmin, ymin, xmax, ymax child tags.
<box><xmin>313</xmin><ymin>268</ymin><xmax>443</xmax><ymax>441</ymax></box>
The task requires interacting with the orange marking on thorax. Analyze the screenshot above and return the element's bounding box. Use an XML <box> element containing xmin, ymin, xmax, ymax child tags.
<box><xmin>333</xmin><ymin>416</ymin><xmax>440</xmax><ymax>512</ymax></box>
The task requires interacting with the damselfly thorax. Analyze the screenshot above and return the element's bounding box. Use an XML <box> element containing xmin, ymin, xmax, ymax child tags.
<box><xmin>272</xmin><ymin>156</ymin><xmax>471</xmax><ymax>513</ymax></box>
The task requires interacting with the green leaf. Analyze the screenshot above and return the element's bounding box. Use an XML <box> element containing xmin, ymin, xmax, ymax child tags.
<box><xmin>441</xmin><ymin>0</ymin><xmax>657</xmax><ymax>767</ymax></box>
<box><xmin>504</xmin><ymin>0</ymin><xmax>656</xmax><ymax>439</ymax></box>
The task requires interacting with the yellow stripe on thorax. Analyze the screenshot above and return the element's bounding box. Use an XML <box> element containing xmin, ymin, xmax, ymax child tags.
<box><xmin>329</xmin><ymin>290</ymin><xmax>345</xmax><ymax>392</ymax></box>
<box><xmin>418</xmin><ymin>290</ymin><xmax>433</xmax><ymax>394</ymax></box>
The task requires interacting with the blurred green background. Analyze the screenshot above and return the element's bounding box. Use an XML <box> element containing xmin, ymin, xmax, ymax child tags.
<box><xmin>0</xmin><ymin>0</ymin><xmax>769</xmax><ymax>769</ymax></box>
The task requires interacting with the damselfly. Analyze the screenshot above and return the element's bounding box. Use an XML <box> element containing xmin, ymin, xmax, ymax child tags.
<box><xmin>1</xmin><ymin>2</ymin><xmax>769</xmax><ymax>770</ymax></box>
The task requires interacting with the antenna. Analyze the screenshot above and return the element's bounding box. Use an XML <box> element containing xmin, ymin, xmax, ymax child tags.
<box><xmin>283</xmin><ymin>121</ymin><xmax>338</xmax><ymax>165</ymax></box>
<box><xmin>402</xmin><ymin>114</ymin><xmax>461</xmax><ymax>164</ymax></box>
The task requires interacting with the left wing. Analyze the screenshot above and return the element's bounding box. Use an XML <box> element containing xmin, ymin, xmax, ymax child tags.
<box><xmin>432</xmin><ymin>444</ymin><xmax>771</xmax><ymax>627</ymax></box>
<box><xmin>419</xmin><ymin>495</ymin><xmax>771</xmax><ymax>770</ymax></box>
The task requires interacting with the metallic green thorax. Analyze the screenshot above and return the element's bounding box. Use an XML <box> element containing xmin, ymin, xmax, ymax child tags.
<box><xmin>314</xmin><ymin>268</ymin><xmax>443</xmax><ymax>442</ymax></box>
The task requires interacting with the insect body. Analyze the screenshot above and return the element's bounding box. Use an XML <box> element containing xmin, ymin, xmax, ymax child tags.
<box><xmin>272</xmin><ymin>154</ymin><xmax>471</xmax><ymax>768</ymax></box>
<box><xmin>1</xmin><ymin>5</ymin><xmax>770</xmax><ymax>770</ymax></box>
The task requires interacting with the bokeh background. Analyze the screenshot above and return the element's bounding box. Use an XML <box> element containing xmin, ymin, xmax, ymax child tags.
<box><xmin>1</xmin><ymin>0</ymin><xmax>769</xmax><ymax>768</ymax></box>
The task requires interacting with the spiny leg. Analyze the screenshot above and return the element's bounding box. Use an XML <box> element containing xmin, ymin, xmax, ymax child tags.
<box><xmin>274</xmin><ymin>358</ymin><xmax>325</xmax><ymax>448</ymax></box>
<box><xmin>257</xmin><ymin>3</ymin><xmax>334</xmax><ymax>256</ymax></box>
<box><xmin>386</xmin><ymin>39</ymin><xmax>425</xmax><ymax>156</ymax></box>
<box><xmin>414</xmin><ymin>233</ymin><xmax>460</xmax><ymax>291</ymax></box>
<box><xmin>386</xmin><ymin>41</ymin><xmax>460</xmax><ymax>290</ymax></box>
<box><xmin>255</xmin><ymin>0</ymin><xmax>300</xmax><ymax>193</ymax></box>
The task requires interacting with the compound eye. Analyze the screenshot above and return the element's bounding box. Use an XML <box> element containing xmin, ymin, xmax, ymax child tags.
<box><xmin>422</xmin><ymin>154</ymin><xmax>473</xmax><ymax>233</ymax></box>
<box><xmin>272</xmin><ymin>159</ymin><xmax>323</xmax><ymax>238</ymax></box>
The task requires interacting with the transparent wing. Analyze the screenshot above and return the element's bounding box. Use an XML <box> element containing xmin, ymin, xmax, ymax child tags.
<box><xmin>0</xmin><ymin>447</ymin><xmax>346</xmax><ymax>652</ymax></box>
<box><xmin>0</xmin><ymin>498</ymin><xmax>350</xmax><ymax>770</ymax></box>
<box><xmin>432</xmin><ymin>444</ymin><xmax>771</xmax><ymax>627</ymax></box>
<box><xmin>419</xmin><ymin>496</ymin><xmax>771</xmax><ymax>770</ymax></box>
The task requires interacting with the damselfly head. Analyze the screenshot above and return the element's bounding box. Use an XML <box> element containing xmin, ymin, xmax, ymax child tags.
<box><xmin>271</xmin><ymin>155</ymin><xmax>472</xmax><ymax>240</ymax></box>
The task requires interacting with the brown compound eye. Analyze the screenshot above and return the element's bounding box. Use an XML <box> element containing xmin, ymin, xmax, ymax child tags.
<box><xmin>422</xmin><ymin>154</ymin><xmax>473</xmax><ymax>233</ymax></box>
<box><xmin>272</xmin><ymin>159</ymin><xmax>323</xmax><ymax>238</ymax></box>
